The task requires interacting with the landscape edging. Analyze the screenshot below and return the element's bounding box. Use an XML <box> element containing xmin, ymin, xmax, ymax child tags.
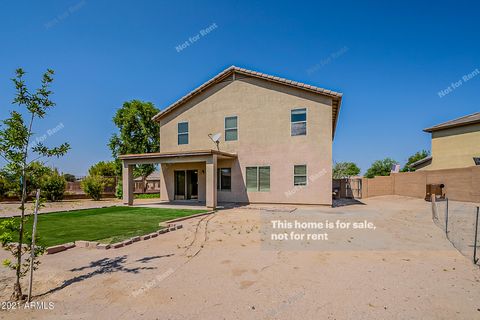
<box><xmin>46</xmin><ymin>223</ymin><xmax>184</xmax><ymax>254</ymax></box>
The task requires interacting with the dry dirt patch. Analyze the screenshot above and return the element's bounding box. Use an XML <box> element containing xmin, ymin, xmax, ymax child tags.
<box><xmin>1</xmin><ymin>196</ymin><xmax>479</xmax><ymax>319</ymax></box>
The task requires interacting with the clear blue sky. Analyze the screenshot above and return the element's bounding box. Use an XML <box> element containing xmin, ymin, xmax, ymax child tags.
<box><xmin>0</xmin><ymin>0</ymin><xmax>478</xmax><ymax>175</ymax></box>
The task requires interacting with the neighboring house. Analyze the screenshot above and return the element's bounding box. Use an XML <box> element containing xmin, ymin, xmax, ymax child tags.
<box><xmin>119</xmin><ymin>66</ymin><xmax>342</xmax><ymax>208</ymax></box>
<box><xmin>134</xmin><ymin>171</ymin><xmax>161</xmax><ymax>193</ymax></box>
<box><xmin>411</xmin><ymin>112</ymin><xmax>480</xmax><ymax>171</ymax></box>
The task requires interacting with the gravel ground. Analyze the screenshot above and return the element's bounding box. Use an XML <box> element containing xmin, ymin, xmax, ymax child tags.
<box><xmin>0</xmin><ymin>198</ymin><xmax>179</xmax><ymax>218</ymax></box>
<box><xmin>0</xmin><ymin>196</ymin><xmax>479</xmax><ymax>319</ymax></box>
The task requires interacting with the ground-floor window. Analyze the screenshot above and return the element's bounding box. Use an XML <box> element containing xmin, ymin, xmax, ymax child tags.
<box><xmin>246</xmin><ymin>166</ymin><xmax>270</xmax><ymax>192</ymax></box>
<box><xmin>294</xmin><ymin>165</ymin><xmax>307</xmax><ymax>186</ymax></box>
<box><xmin>217</xmin><ymin>168</ymin><xmax>231</xmax><ymax>191</ymax></box>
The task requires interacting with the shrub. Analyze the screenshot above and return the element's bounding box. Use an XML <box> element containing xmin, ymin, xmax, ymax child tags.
<box><xmin>115</xmin><ymin>181</ymin><xmax>123</xmax><ymax>199</ymax></box>
<box><xmin>41</xmin><ymin>172</ymin><xmax>66</xmax><ymax>201</ymax></box>
<box><xmin>81</xmin><ymin>176</ymin><xmax>104</xmax><ymax>201</ymax></box>
<box><xmin>0</xmin><ymin>175</ymin><xmax>7</xmax><ymax>199</ymax></box>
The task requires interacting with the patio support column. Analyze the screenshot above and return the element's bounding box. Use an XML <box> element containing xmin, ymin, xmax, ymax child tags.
<box><xmin>205</xmin><ymin>154</ymin><xmax>217</xmax><ymax>209</ymax></box>
<box><xmin>122</xmin><ymin>162</ymin><xmax>134</xmax><ymax>205</ymax></box>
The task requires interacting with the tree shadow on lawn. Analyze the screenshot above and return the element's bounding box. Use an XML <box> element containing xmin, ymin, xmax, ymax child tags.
<box><xmin>36</xmin><ymin>254</ymin><xmax>171</xmax><ymax>298</ymax></box>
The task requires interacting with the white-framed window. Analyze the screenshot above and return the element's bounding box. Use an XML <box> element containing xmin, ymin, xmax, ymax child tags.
<box><xmin>178</xmin><ymin>122</ymin><xmax>189</xmax><ymax>145</ymax></box>
<box><xmin>217</xmin><ymin>168</ymin><xmax>232</xmax><ymax>191</ymax></box>
<box><xmin>291</xmin><ymin>108</ymin><xmax>307</xmax><ymax>136</ymax></box>
<box><xmin>294</xmin><ymin>165</ymin><xmax>307</xmax><ymax>186</ymax></box>
<box><xmin>246</xmin><ymin>166</ymin><xmax>270</xmax><ymax>192</ymax></box>
<box><xmin>225</xmin><ymin>116</ymin><xmax>238</xmax><ymax>141</ymax></box>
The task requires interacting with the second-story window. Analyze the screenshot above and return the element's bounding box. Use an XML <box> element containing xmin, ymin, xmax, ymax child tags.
<box><xmin>225</xmin><ymin>116</ymin><xmax>238</xmax><ymax>141</ymax></box>
<box><xmin>291</xmin><ymin>108</ymin><xmax>307</xmax><ymax>136</ymax></box>
<box><xmin>178</xmin><ymin>122</ymin><xmax>189</xmax><ymax>145</ymax></box>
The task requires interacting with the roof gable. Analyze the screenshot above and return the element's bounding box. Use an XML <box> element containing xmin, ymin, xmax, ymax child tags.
<box><xmin>152</xmin><ymin>66</ymin><xmax>343</xmax><ymax>137</ymax></box>
<box><xmin>424</xmin><ymin>112</ymin><xmax>480</xmax><ymax>132</ymax></box>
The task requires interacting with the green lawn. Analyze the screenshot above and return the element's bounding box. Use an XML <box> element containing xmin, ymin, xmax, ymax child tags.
<box><xmin>5</xmin><ymin>206</ymin><xmax>207</xmax><ymax>247</ymax></box>
<box><xmin>135</xmin><ymin>193</ymin><xmax>160</xmax><ymax>199</ymax></box>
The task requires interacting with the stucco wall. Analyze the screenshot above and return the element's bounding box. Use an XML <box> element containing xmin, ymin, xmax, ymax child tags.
<box><xmin>362</xmin><ymin>166</ymin><xmax>480</xmax><ymax>203</ymax></box>
<box><xmin>158</xmin><ymin>76</ymin><xmax>334</xmax><ymax>205</ymax></box>
<box><xmin>421</xmin><ymin>123</ymin><xmax>480</xmax><ymax>170</ymax></box>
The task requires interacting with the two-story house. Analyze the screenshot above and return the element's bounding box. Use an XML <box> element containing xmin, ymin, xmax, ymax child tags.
<box><xmin>119</xmin><ymin>66</ymin><xmax>342</xmax><ymax>208</ymax></box>
<box><xmin>411</xmin><ymin>112</ymin><xmax>480</xmax><ymax>171</ymax></box>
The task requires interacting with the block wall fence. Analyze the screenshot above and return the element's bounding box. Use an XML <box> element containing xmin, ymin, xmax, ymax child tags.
<box><xmin>362</xmin><ymin>166</ymin><xmax>480</xmax><ymax>203</ymax></box>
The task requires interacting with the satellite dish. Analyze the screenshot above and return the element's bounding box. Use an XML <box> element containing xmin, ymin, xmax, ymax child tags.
<box><xmin>210</xmin><ymin>133</ymin><xmax>221</xmax><ymax>142</ymax></box>
<box><xmin>208</xmin><ymin>133</ymin><xmax>222</xmax><ymax>150</ymax></box>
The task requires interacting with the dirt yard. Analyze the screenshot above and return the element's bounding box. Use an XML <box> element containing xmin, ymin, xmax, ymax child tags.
<box><xmin>1</xmin><ymin>196</ymin><xmax>479</xmax><ymax>319</ymax></box>
<box><xmin>0</xmin><ymin>198</ymin><xmax>123</xmax><ymax>217</ymax></box>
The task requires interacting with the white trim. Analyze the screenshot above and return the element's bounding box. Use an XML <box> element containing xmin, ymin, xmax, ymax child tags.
<box><xmin>224</xmin><ymin>115</ymin><xmax>238</xmax><ymax>141</ymax></box>
<box><xmin>177</xmin><ymin>121</ymin><xmax>189</xmax><ymax>145</ymax></box>
<box><xmin>293</xmin><ymin>164</ymin><xmax>307</xmax><ymax>186</ymax></box>
<box><xmin>245</xmin><ymin>165</ymin><xmax>270</xmax><ymax>192</ymax></box>
<box><xmin>290</xmin><ymin>108</ymin><xmax>307</xmax><ymax>136</ymax></box>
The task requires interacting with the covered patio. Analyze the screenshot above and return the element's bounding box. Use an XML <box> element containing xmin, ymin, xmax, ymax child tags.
<box><xmin>119</xmin><ymin>150</ymin><xmax>237</xmax><ymax>209</ymax></box>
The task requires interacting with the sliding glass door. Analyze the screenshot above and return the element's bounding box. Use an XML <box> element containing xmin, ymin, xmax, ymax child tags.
<box><xmin>174</xmin><ymin>170</ymin><xmax>198</xmax><ymax>200</ymax></box>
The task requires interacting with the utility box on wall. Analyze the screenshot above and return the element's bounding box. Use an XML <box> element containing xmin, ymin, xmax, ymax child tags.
<box><xmin>425</xmin><ymin>183</ymin><xmax>445</xmax><ymax>202</ymax></box>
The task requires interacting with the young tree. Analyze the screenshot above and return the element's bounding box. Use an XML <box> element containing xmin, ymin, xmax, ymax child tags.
<box><xmin>401</xmin><ymin>150</ymin><xmax>430</xmax><ymax>172</ymax></box>
<box><xmin>364</xmin><ymin>158</ymin><xmax>398</xmax><ymax>178</ymax></box>
<box><xmin>2</xmin><ymin>161</ymin><xmax>52</xmax><ymax>199</ymax></box>
<box><xmin>0</xmin><ymin>69</ymin><xmax>69</xmax><ymax>300</ymax></box>
<box><xmin>333</xmin><ymin>162</ymin><xmax>361</xmax><ymax>179</ymax></box>
<box><xmin>108</xmin><ymin>100</ymin><xmax>159</xmax><ymax>192</ymax></box>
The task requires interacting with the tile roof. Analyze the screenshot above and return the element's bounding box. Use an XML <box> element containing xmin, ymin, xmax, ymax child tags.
<box><xmin>409</xmin><ymin>155</ymin><xmax>432</xmax><ymax>168</ymax></box>
<box><xmin>152</xmin><ymin>65</ymin><xmax>343</xmax><ymax>137</ymax></box>
<box><xmin>424</xmin><ymin>112</ymin><xmax>480</xmax><ymax>132</ymax></box>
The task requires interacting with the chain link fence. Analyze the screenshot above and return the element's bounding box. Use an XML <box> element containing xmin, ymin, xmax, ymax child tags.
<box><xmin>431</xmin><ymin>197</ymin><xmax>480</xmax><ymax>265</ymax></box>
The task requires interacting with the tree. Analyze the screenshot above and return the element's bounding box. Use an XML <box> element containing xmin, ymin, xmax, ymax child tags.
<box><xmin>2</xmin><ymin>162</ymin><xmax>52</xmax><ymax>199</ymax></box>
<box><xmin>333</xmin><ymin>162</ymin><xmax>361</xmax><ymax>179</ymax></box>
<box><xmin>108</xmin><ymin>100</ymin><xmax>159</xmax><ymax>192</ymax></box>
<box><xmin>401</xmin><ymin>150</ymin><xmax>430</xmax><ymax>172</ymax></box>
<box><xmin>87</xmin><ymin>161</ymin><xmax>117</xmax><ymax>189</ymax></box>
<box><xmin>0</xmin><ymin>171</ymin><xmax>7</xmax><ymax>199</ymax></box>
<box><xmin>88</xmin><ymin>161</ymin><xmax>116</xmax><ymax>177</ymax></box>
<box><xmin>364</xmin><ymin>158</ymin><xmax>398</xmax><ymax>178</ymax></box>
<box><xmin>0</xmin><ymin>69</ymin><xmax>69</xmax><ymax>300</ymax></box>
<box><xmin>62</xmin><ymin>173</ymin><xmax>76</xmax><ymax>182</ymax></box>
<box><xmin>41</xmin><ymin>169</ymin><xmax>67</xmax><ymax>201</ymax></box>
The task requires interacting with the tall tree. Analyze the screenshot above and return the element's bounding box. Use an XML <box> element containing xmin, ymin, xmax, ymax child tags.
<box><xmin>88</xmin><ymin>160</ymin><xmax>116</xmax><ymax>177</ymax></box>
<box><xmin>333</xmin><ymin>162</ymin><xmax>361</xmax><ymax>179</ymax></box>
<box><xmin>401</xmin><ymin>150</ymin><xmax>430</xmax><ymax>172</ymax></box>
<box><xmin>88</xmin><ymin>160</ymin><xmax>117</xmax><ymax>188</ymax></box>
<box><xmin>108</xmin><ymin>100</ymin><xmax>159</xmax><ymax>192</ymax></box>
<box><xmin>0</xmin><ymin>69</ymin><xmax>69</xmax><ymax>300</ymax></box>
<box><xmin>364</xmin><ymin>158</ymin><xmax>398</xmax><ymax>178</ymax></box>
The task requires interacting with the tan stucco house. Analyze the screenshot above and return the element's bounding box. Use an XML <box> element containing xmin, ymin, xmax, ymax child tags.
<box><xmin>411</xmin><ymin>112</ymin><xmax>480</xmax><ymax>171</ymax></box>
<box><xmin>119</xmin><ymin>66</ymin><xmax>342</xmax><ymax>208</ymax></box>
